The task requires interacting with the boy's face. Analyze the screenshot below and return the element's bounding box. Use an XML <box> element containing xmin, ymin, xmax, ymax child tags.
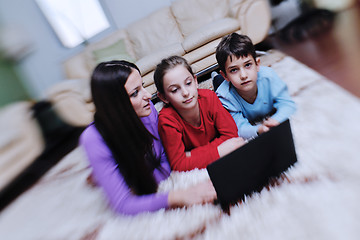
<box><xmin>221</xmin><ymin>54</ymin><xmax>260</xmax><ymax>95</ymax></box>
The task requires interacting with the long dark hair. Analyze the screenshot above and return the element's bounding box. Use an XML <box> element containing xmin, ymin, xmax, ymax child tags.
<box><xmin>91</xmin><ymin>60</ymin><xmax>159</xmax><ymax>195</ymax></box>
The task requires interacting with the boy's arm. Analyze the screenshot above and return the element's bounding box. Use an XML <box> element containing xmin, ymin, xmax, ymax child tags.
<box><xmin>229</xmin><ymin>110</ymin><xmax>259</xmax><ymax>139</ymax></box>
<box><xmin>216</xmin><ymin>92</ymin><xmax>258</xmax><ymax>139</ymax></box>
<box><xmin>216</xmin><ymin>84</ymin><xmax>259</xmax><ymax>139</ymax></box>
<box><xmin>269</xmin><ymin>73</ymin><xmax>296</xmax><ymax>122</ymax></box>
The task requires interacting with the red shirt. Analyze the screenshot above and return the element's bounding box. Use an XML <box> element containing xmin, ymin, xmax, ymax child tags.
<box><xmin>158</xmin><ymin>89</ymin><xmax>238</xmax><ymax>171</ymax></box>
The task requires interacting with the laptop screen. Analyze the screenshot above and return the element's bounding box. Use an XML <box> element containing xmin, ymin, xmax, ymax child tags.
<box><xmin>207</xmin><ymin>119</ymin><xmax>297</xmax><ymax>209</ymax></box>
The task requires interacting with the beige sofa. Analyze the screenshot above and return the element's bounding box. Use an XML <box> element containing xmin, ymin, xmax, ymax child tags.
<box><xmin>1</xmin><ymin>0</ymin><xmax>271</xmax><ymax>200</ymax></box>
<box><xmin>0</xmin><ymin>102</ymin><xmax>44</xmax><ymax>191</ymax></box>
<box><xmin>51</xmin><ymin>0</ymin><xmax>271</xmax><ymax>126</ymax></box>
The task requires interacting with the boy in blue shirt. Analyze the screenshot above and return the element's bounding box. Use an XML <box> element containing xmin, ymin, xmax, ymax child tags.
<box><xmin>213</xmin><ymin>33</ymin><xmax>296</xmax><ymax>139</ymax></box>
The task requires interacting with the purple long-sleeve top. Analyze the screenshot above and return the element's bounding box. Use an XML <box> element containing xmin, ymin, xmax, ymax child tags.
<box><xmin>80</xmin><ymin>102</ymin><xmax>171</xmax><ymax>215</ymax></box>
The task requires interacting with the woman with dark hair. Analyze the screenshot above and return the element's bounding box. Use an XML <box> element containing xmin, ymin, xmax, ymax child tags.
<box><xmin>80</xmin><ymin>60</ymin><xmax>216</xmax><ymax>215</ymax></box>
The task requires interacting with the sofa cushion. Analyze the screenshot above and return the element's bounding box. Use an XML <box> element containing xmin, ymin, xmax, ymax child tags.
<box><xmin>142</xmin><ymin>39</ymin><xmax>220</xmax><ymax>96</ymax></box>
<box><xmin>144</xmin><ymin>77</ymin><xmax>158</xmax><ymax>96</ymax></box>
<box><xmin>92</xmin><ymin>39</ymin><xmax>136</xmax><ymax>64</ymax></box>
<box><xmin>183</xmin><ymin>38</ymin><xmax>221</xmax><ymax>65</ymax></box>
<box><xmin>191</xmin><ymin>54</ymin><xmax>218</xmax><ymax>73</ymax></box>
<box><xmin>83</xmin><ymin>29</ymin><xmax>136</xmax><ymax>74</ymax></box>
<box><xmin>46</xmin><ymin>79</ymin><xmax>94</xmax><ymax>127</ymax></box>
<box><xmin>229</xmin><ymin>0</ymin><xmax>248</xmax><ymax>18</ymax></box>
<box><xmin>171</xmin><ymin>0</ymin><xmax>230</xmax><ymax>38</ymax></box>
<box><xmin>127</xmin><ymin>7</ymin><xmax>184</xmax><ymax>59</ymax></box>
<box><xmin>182</xmin><ymin>18</ymin><xmax>240</xmax><ymax>52</ymax></box>
<box><xmin>183</xmin><ymin>29</ymin><xmax>241</xmax><ymax>65</ymax></box>
<box><xmin>230</xmin><ymin>0</ymin><xmax>271</xmax><ymax>44</ymax></box>
<box><xmin>136</xmin><ymin>43</ymin><xmax>185</xmax><ymax>77</ymax></box>
<box><xmin>63</xmin><ymin>52</ymin><xmax>92</xmax><ymax>80</ymax></box>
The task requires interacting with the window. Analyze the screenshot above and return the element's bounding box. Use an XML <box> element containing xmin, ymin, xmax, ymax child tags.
<box><xmin>36</xmin><ymin>0</ymin><xmax>110</xmax><ymax>48</ymax></box>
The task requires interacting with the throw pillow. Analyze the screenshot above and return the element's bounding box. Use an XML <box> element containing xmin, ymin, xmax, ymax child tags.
<box><xmin>92</xmin><ymin>39</ymin><xmax>135</xmax><ymax>64</ymax></box>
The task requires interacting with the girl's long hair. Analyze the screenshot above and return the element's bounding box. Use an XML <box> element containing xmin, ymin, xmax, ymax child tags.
<box><xmin>91</xmin><ymin>60</ymin><xmax>159</xmax><ymax>195</ymax></box>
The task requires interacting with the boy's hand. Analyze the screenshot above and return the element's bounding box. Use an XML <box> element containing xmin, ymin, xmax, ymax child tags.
<box><xmin>257</xmin><ymin>118</ymin><xmax>280</xmax><ymax>135</ymax></box>
<box><xmin>263</xmin><ymin>118</ymin><xmax>280</xmax><ymax>128</ymax></box>
<box><xmin>257</xmin><ymin>124</ymin><xmax>270</xmax><ymax>135</ymax></box>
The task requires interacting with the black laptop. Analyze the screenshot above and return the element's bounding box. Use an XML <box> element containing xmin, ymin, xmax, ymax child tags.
<box><xmin>207</xmin><ymin>119</ymin><xmax>297</xmax><ymax>210</ymax></box>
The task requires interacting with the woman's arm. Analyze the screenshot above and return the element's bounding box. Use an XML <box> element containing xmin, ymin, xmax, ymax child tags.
<box><xmin>80</xmin><ymin>126</ymin><xmax>169</xmax><ymax>215</ymax></box>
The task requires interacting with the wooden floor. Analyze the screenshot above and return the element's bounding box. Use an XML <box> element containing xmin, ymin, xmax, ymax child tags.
<box><xmin>262</xmin><ymin>2</ymin><xmax>360</xmax><ymax>98</ymax></box>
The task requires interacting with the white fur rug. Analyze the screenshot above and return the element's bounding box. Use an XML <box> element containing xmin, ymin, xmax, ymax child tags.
<box><xmin>1</xmin><ymin>51</ymin><xmax>360</xmax><ymax>240</ymax></box>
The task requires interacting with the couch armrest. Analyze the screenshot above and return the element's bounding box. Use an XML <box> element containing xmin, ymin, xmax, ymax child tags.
<box><xmin>46</xmin><ymin>79</ymin><xmax>94</xmax><ymax>127</ymax></box>
<box><xmin>0</xmin><ymin>102</ymin><xmax>44</xmax><ymax>191</ymax></box>
<box><xmin>230</xmin><ymin>0</ymin><xmax>271</xmax><ymax>44</ymax></box>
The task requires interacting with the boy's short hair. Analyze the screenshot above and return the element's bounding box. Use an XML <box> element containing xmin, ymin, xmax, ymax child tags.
<box><xmin>216</xmin><ymin>33</ymin><xmax>257</xmax><ymax>76</ymax></box>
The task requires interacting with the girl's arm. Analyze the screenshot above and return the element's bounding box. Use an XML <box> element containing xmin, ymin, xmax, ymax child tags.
<box><xmin>158</xmin><ymin>119</ymin><xmax>218</xmax><ymax>171</ymax></box>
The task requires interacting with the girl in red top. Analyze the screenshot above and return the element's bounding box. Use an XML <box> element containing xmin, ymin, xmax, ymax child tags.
<box><xmin>154</xmin><ymin>56</ymin><xmax>245</xmax><ymax>171</ymax></box>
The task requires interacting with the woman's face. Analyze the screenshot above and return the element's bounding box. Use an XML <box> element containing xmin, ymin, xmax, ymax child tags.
<box><xmin>124</xmin><ymin>69</ymin><xmax>152</xmax><ymax>118</ymax></box>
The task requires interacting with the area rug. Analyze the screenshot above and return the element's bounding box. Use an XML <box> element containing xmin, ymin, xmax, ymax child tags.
<box><xmin>1</xmin><ymin>50</ymin><xmax>360</xmax><ymax>240</ymax></box>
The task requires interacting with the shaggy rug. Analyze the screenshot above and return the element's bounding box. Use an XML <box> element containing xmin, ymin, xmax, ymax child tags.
<box><xmin>1</xmin><ymin>50</ymin><xmax>360</xmax><ymax>240</ymax></box>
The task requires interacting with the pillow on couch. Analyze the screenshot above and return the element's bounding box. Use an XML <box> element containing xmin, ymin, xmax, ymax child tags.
<box><xmin>92</xmin><ymin>39</ymin><xmax>135</xmax><ymax>64</ymax></box>
<box><xmin>171</xmin><ymin>0</ymin><xmax>230</xmax><ymax>38</ymax></box>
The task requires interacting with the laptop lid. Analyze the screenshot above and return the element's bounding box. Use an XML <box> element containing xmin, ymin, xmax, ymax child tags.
<box><xmin>206</xmin><ymin>119</ymin><xmax>297</xmax><ymax>209</ymax></box>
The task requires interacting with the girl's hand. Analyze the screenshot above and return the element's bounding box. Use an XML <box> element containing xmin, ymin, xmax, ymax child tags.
<box><xmin>168</xmin><ymin>180</ymin><xmax>217</xmax><ymax>207</ymax></box>
<box><xmin>217</xmin><ymin>137</ymin><xmax>245</xmax><ymax>158</ymax></box>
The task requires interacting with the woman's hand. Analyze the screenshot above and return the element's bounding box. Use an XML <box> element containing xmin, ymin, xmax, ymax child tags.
<box><xmin>168</xmin><ymin>180</ymin><xmax>217</xmax><ymax>207</ymax></box>
<box><xmin>217</xmin><ymin>137</ymin><xmax>245</xmax><ymax>158</ymax></box>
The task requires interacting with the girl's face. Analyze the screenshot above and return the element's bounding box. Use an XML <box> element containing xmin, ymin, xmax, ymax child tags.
<box><xmin>125</xmin><ymin>69</ymin><xmax>152</xmax><ymax>118</ymax></box>
<box><xmin>160</xmin><ymin>65</ymin><xmax>199</xmax><ymax>112</ymax></box>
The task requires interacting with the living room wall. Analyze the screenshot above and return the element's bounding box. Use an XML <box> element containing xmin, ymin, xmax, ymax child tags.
<box><xmin>0</xmin><ymin>0</ymin><xmax>173</xmax><ymax>101</ymax></box>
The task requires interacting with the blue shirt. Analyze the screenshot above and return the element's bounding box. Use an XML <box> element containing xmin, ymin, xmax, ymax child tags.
<box><xmin>216</xmin><ymin>66</ymin><xmax>296</xmax><ymax>139</ymax></box>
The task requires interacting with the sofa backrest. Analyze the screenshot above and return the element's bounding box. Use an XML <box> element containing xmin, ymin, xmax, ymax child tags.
<box><xmin>171</xmin><ymin>0</ymin><xmax>230</xmax><ymax>38</ymax></box>
<box><xmin>62</xmin><ymin>0</ymin><xmax>271</xmax><ymax>81</ymax></box>
<box><xmin>63</xmin><ymin>29</ymin><xmax>136</xmax><ymax>80</ymax></box>
<box><xmin>126</xmin><ymin>7</ymin><xmax>184</xmax><ymax>60</ymax></box>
